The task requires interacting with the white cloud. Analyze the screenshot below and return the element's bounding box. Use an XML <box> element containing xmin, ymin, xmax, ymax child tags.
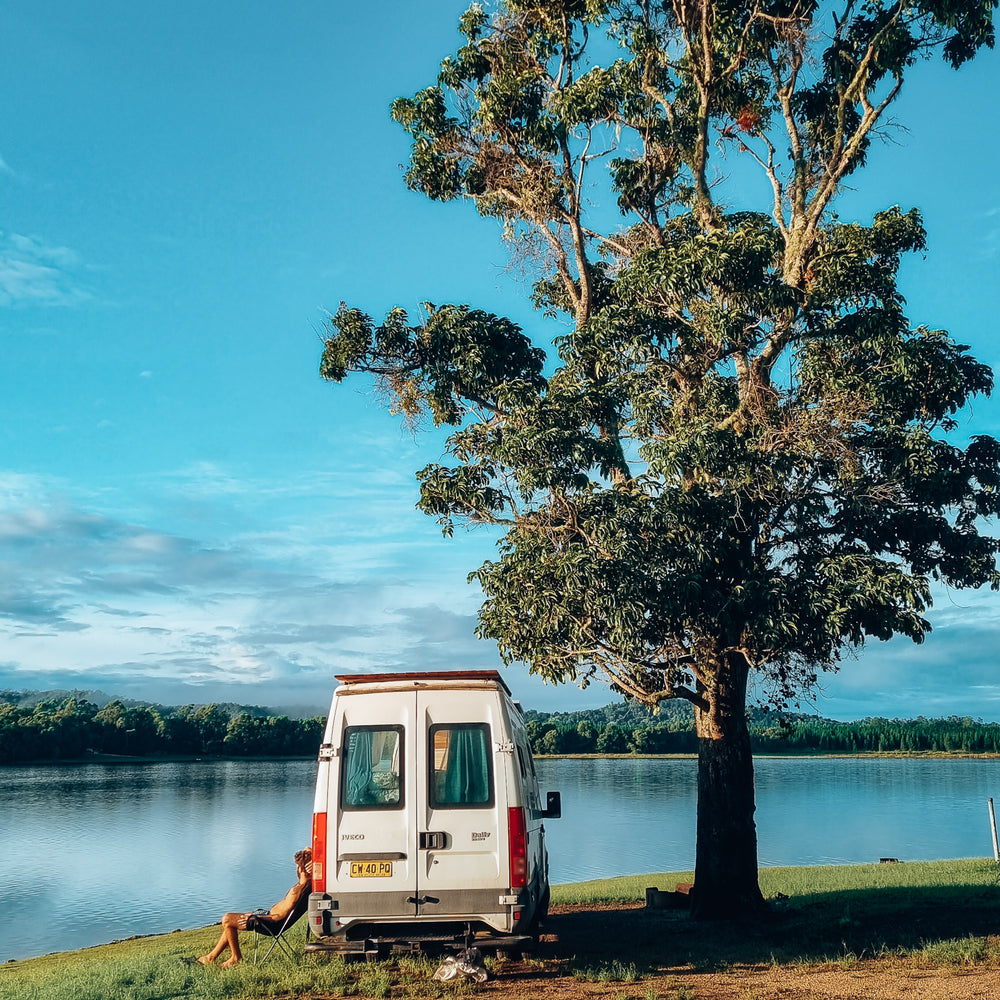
<box><xmin>0</xmin><ymin>472</ymin><xmax>510</xmax><ymax>711</ymax></box>
<box><xmin>12</xmin><ymin>465</ymin><xmax>996</xmax><ymax>719</ymax></box>
<box><xmin>973</xmin><ymin>208</ymin><xmax>1000</xmax><ymax>260</ymax></box>
<box><xmin>8</xmin><ymin>233</ymin><xmax>79</xmax><ymax>268</ymax></box>
<box><xmin>0</xmin><ymin>231</ymin><xmax>91</xmax><ymax>307</ymax></box>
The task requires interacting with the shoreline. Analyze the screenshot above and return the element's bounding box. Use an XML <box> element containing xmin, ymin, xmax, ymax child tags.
<box><xmin>537</xmin><ymin>750</ymin><xmax>1000</xmax><ymax>759</ymax></box>
<box><xmin>6</xmin><ymin>749</ymin><xmax>1000</xmax><ymax>767</ymax></box>
<box><xmin>6</xmin><ymin>858</ymin><xmax>1000</xmax><ymax>970</ymax></box>
<box><xmin>0</xmin><ymin>752</ymin><xmax>317</xmax><ymax>767</ymax></box>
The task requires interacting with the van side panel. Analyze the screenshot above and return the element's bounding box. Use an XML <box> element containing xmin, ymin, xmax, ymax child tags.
<box><xmin>506</xmin><ymin>703</ymin><xmax>550</xmax><ymax>925</ymax></box>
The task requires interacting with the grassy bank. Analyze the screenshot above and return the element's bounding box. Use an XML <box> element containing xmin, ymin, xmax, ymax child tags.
<box><xmin>555</xmin><ymin>858</ymin><xmax>1000</xmax><ymax>967</ymax></box>
<box><xmin>536</xmin><ymin>750</ymin><xmax>1000</xmax><ymax>758</ymax></box>
<box><xmin>6</xmin><ymin>859</ymin><xmax>1000</xmax><ymax>999</ymax></box>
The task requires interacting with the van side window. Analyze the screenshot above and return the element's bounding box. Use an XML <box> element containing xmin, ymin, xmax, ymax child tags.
<box><xmin>516</xmin><ymin>739</ymin><xmax>540</xmax><ymax>811</ymax></box>
<box><xmin>341</xmin><ymin>726</ymin><xmax>403</xmax><ymax>810</ymax></box>
<box><xmin>429</xmin><ymin>724</ymin><xmax>494</xmax><ymax>809</ymax></box>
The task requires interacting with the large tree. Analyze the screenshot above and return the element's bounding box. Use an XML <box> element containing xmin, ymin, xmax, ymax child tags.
<box><xmin>320</xmin><ymin>0</ymin><xmax>1000</xmax><ymax>917</ymax></box>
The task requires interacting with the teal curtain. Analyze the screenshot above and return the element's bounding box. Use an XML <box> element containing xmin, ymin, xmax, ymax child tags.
<box><xmin>344</xmin><ymin>728</ymin><xmax>401</xmax><ymax>807</ymax></box>
<box><xmin>345</xmin><ymin>729</ymin><xmax>374</xmax><ymax>806</ymax></box>
<box><xmin>442</xmin><ymin>727</ymin><xmax>490</xmax><ymax>805</ymax></box>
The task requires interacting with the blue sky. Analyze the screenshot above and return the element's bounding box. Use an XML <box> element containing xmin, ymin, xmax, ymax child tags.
<box><xmin>1</xmin><ymin>0</ymin><xmax>999</xmax><ymax>720</ymax></box>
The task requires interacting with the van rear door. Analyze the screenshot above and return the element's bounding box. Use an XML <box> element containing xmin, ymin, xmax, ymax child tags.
<box><xmin>330</xmin><ymin>691</ymin><xmax>417</xmax><ymax>921</ymax></box>
<box><xmin>413</xmin><ymin>686</ymin><xmax>508</xmax><ymax>925</ymax></box>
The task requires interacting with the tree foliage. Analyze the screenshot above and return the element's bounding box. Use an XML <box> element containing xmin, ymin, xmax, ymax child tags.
<box><xmin>321</xmin><ymin>0</ymin><xmax>998</xmax><ymax>916</ymax></box>
<box><xmin>523</xmin><ymin>702</ymin><xmax>1000</xmax><ymax>754</ymax></box>
<box><xmin>0</xmin><ymin>696</ymin><xmax>324</xmax><ymax>763</ymax></box>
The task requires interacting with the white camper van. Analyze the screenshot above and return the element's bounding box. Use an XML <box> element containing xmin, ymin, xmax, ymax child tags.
<box><xmin>306</xmin><ymin>670</ymin><xmax>561</xmax><ymax>958</ymax></box>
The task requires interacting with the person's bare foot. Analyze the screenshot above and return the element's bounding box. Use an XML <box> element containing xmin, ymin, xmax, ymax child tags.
<box><xmin>220</xmin><ymin>957</ymin><xmax>240</xmax><ymax>969</ymax></box>
<box><xmin>195</xmin><ymin>955</ymin><xmax>214</xmax><ymax>966</ymax></box>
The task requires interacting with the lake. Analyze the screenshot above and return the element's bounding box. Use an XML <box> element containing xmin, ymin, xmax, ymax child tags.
<box><xmin>3</xmin><ymin>755</ymin><xmax>1000</xmax><ymax>961</ymax></box>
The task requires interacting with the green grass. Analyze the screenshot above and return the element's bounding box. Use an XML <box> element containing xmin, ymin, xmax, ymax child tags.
<box><xmin>573</xmin><ymin>958</ymin><xmax>640</xmax><ymax>982</ymax></box>
<box><xmin>557</xmin><ymin>857</ymin><xmax>1000</xmax><ymax>971</ymax></box>
<box><xmin>550</xmin><ymin>856</ymin><xmax>1000</xmax><ymax>905</ymax></box>
<box><xmin>0</xmin><ymin>922</ymin><xmax>486</xmax><ymax>1000</ymax></box>
<box><xmin>6</xmin><ymin>859</ymin><xmax>1000</xmax><ymax>999</ymax></box>
<box><xmin>0</xmin><ymin>923</ymin><xmax>356</xmax><ymax>1000</ymax></box>
<box><xmin>552</xmin><ymin>870</ymin><xmax>694</xmax><ymax>905</ymax></box>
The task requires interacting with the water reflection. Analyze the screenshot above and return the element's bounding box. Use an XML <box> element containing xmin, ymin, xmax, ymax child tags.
<box><xmin>537</xmin><ymin>757</ymin><xmax>1000</xmax><ymax>880</ymax></box>
<box><xmin>536</xmin><ymin>758</ymin><xmax>698</xmax><ymax>880</ymax></box>
<box><xmin>753</xmin><ymin>757</ymin><xmax>1000</xmax><ymax>866</ymax></box>
<box><xmin>1</xmin><ymin>761</ymin><xmax>317</xmax><ymax>962</ymax></box>
<box><xmin>4</xmin><ymin>756</ymin><xmax>1000</xmax><ymax>961</ymax></box>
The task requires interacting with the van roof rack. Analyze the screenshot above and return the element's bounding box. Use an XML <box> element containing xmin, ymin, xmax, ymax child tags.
<box><xmin>334</xmin><ymin>670</ymin><xmax>512</xmax><ymax>696</ymax></box>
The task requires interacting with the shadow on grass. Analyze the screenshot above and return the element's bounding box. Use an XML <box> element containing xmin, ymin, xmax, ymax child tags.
<box><xmin>543</xmin><ymin>881</ymin><xmax>1000</xmax><ymax>973</ymax></box>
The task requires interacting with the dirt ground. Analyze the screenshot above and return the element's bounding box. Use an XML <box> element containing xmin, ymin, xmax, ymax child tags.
<box><xmin>468</xmin><ymin>904</ymin><xmax>1000</xmax><ymax>1000</ymax></box>
<box><xmin>482</xmin><ymin>958</ymin><xmax>1000</xmax><ymax>1000</ymax></box>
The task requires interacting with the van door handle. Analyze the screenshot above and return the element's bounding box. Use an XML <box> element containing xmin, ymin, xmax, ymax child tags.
<box><xmin>419</xmin><ymin>831</ymin><xmax>447</xmax><ymax>850</ymax></box>
<box><xmin>406</xmin><ymin>895</ymin><xmax>440</xmax><ymax>905</ymax></box>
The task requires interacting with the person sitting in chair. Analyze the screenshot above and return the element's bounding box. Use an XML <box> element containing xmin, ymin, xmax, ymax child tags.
<box><xmin>196</xmin><ymin>848</ymin><xmax>312</xmax><ymax>968</ymax></box>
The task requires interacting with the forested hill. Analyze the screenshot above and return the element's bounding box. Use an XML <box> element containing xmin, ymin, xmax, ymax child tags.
<box><xmin>0</xmin><ymin>690</ymin><xmax>324</xmax><ymax>764</ymax></box>
<box><xmin>0</xmin><ymin>688</ymin><xmax>319</xmax><ymax>719</ymax></box>
<box><xmin>524</xmin><ymin>703</ymin><xmax>1000</xmax><ymax>755</ymax></box>
<box><xmin>4</xmin><ymin>689</ymin><xmax>1000</xmax><ymax>764</ymax></box>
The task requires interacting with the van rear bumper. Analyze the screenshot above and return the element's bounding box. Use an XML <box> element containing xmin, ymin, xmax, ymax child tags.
<box><xmin>305</xmin><ymin>926</ymin><xmax>534</xmax><ymax>957</ymax></box>
<box><xmin>308</xmin><ymin>888</ymin><xmax>538</xmax><ymax>956</ymax></box>
<box><xmin>309</xmin><ymin>886</ymin><xmax>531</xmax><ymax>934</ymax></box>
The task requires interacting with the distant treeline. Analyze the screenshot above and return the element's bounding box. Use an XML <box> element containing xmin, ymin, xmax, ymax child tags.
<box><xmin>0</xmin><ymin>694</ymin><xmax>325</xmax><ymax>764</ymax></box>
<box><xmin>524</xmin><ymin>702</ymin><xmax>1000</xmax><ymax>755</ymax></box>
<box><xmin>6</xmin><ymin>689</ymin><xmax>1000</xmax><ymax>764</ymax></box>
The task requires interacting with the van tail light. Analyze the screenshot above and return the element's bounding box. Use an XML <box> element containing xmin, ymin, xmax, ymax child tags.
<box><xmin>508</xmin><ymin>806</ymin><xmax>527</xmax><ymax>890</ymax></box>
<box><xmin>312</xmin><ymin>812</ymin><xmax>327</xmax><ymax>892</ymax></box>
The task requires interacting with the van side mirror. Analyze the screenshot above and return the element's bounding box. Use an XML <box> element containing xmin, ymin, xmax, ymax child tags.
<box><xmin>542</xmin><ymin>791</ymin><xmax>561</xmax><ymax>819</ymax></box>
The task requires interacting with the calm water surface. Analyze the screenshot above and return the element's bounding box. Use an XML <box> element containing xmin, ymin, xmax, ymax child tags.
<box><xmin>3</xmin><ymin>756</ymin><xmax>1000</xmax><ymax>961</ymax></box>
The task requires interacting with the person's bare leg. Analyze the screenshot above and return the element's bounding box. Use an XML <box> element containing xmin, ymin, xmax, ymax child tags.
<box><xmin>197</xmin><ymin>913</ymin><xmax>243</xmax><ymax>965</ymax></box>
<box><xmin>218</xmin><ymin>912</ymin><xmax>244</xmax><ymax>968</ymax></box>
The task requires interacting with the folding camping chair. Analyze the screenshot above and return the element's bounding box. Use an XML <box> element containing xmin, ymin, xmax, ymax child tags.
<box><xmin>246</xmin><ymin>908</ymin><xmax>301</xmax><ymax>963</ymax></box>
<box><xmin>246</xmin><ymin>880</ymin><xmax>311</xmax><ymax>964</ymax></box>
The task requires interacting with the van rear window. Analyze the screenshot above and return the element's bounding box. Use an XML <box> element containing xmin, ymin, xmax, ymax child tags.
<box><xmin>341</xmin><ymin>726</ymin><xmax>403</xmax><ymax>810</ymax></box>
<box><xmin>429</xmin><ymin>724</ymin><xmax>494</xmax><ymax>809</ymax></box>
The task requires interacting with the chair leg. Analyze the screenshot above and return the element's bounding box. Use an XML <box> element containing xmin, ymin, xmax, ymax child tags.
<box><xmin>252</xmin><ymin>912</ymin><xmax>300</xmax><ymax>964</ymax></box>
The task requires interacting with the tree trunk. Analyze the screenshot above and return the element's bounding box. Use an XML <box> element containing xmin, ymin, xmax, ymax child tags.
<box><xmin>691</xmin><ymin>651</ymin><xmax>766</xmax><ymax>919</ymax></box>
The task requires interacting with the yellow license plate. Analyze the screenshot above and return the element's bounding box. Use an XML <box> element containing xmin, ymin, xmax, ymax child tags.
<box><xmin>350</xmin><ymin>861</ymin><xmax>393</xmax><ymax>878</ymax></box>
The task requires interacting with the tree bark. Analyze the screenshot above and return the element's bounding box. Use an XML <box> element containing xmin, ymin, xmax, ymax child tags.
<box><xmin>691</xmin><ymin>651</ymin><xmax>766</xmax><ymax>919</ymax></box>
